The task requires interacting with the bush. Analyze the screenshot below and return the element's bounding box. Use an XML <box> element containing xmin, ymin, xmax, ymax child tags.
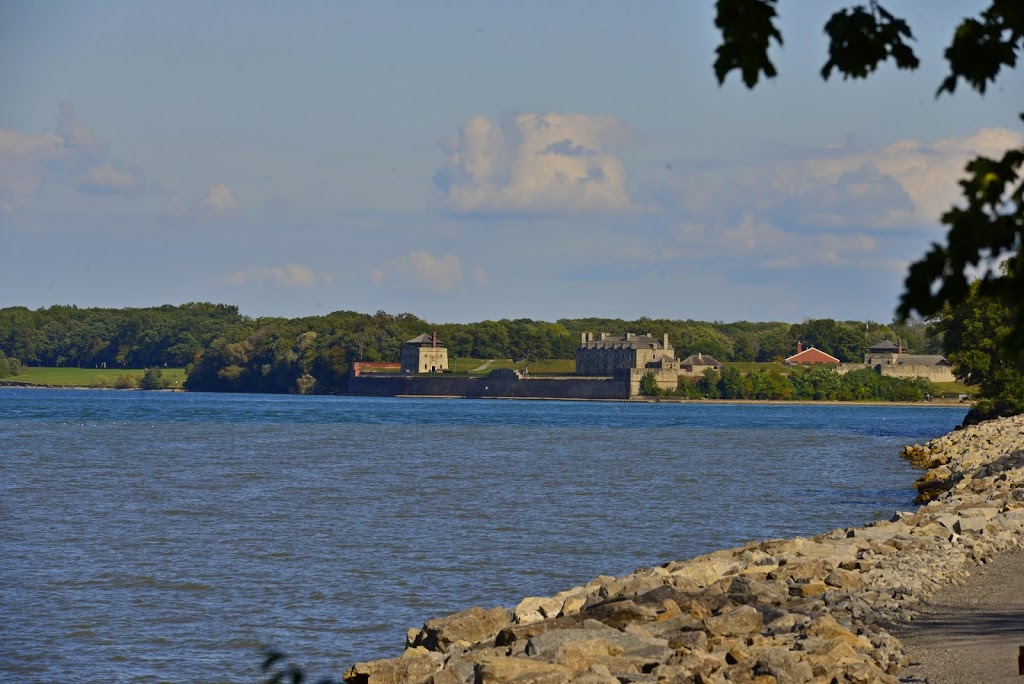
<box><xmin>139</xmin><ymin>367</ymin><xmax>171</xmax><ymax>390</ymax></box>
<box><xmin>638</xmin><ymin>372</ymin><xmax>661</xmax><ymax>396</ymax></box>
<box><xmin>114</xmin><ymin>374</ymin><xmax>139</xmax><ymax>389</ymax></box>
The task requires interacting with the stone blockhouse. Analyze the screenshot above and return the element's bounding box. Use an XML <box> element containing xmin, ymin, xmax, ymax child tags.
<box><xmin>859</xmin><ymin>339</ymin><xmax>955</xmax><ymax>383</ymax></box>
<box><xmin>400</xmin><ymin>333</ymin><xmax>449</xmax><ymax>374</ymax></box>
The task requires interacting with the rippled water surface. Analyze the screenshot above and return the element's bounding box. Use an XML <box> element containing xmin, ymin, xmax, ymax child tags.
<box><xmin>0</xmin><ymin>389</ymin><xmax>966</xmax><ymax>682</ymax></box>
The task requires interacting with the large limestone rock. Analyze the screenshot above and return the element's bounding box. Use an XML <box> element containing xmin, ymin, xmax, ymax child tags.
<box><xmin>407</xmin><ymin>606</ymin><xmax>512</xmax><ymax>653</ymax></box>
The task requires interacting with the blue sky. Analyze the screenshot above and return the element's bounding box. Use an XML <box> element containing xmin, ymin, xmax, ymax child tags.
<box><xmin>2</xmin><ymin>1</ymin><xmax>1021</xmax><ymax>323</ymax></box>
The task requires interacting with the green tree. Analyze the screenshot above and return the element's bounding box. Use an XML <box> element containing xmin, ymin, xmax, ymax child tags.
<box><xmin>790</xmin><ymin>367</ymin><xmax>841</xmax><ymax>401</ymax></box>
<box><xmin>714</xmin><ymin>0</ymin><xmax>1024</xmax><ymax>401</ymax></box>
<box><xmin>639</xmin><ymin>371</ymin><xmax>661</xmax><ymax>396</ymax></box>
<box><xmin>937</xmin><ymin>284</ymin><xmax>1024</xmax><ymax>421</ymax></box>
<box><xmin>139</xmin><ymin>367</ymin><xmax>170</xmax><ymax>390</ymax></box>
<box><xmin>717</xmin><ymin>366</ymin><xmax>748</xmax><ymax>399</ymax></box>
<box><xmin>675</xmin><ymin>376</ymin><xmax>703</xmax><ymax>399</ymax></box>
<box><xmin>700</xmin><ymin>367</ymin><xmax>721</xmax><ymax>398</ymax></box>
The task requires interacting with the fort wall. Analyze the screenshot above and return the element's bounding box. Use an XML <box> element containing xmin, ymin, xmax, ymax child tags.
<box><xmin>349</xmin><ymin>369</ymin><xmax>630</xmax><ymax>400</ymax></box>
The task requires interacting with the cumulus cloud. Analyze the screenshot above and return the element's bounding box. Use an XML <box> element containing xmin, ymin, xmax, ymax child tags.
<box><xmin>217</xmin><ymin>264</ymin><xmax>332</xmax><ymax>288</ymax></box>
<box><xmin>0</xmin><ymin>101</ymin><xmax>134</xmax><ymax>212</ymax></box>
<box><xmin>435</xmin><ymin>112</ymin><xmax>633</xmax><ymax>214</ymax></box>
<box><xmin>75</xmin><ymin>164</ymin><xmax>145</xmax><ymax>195</ymax></box>
<box><xmin>660</xmin><ymin>127</ymin><xmax>1023</xmax><ymax>234</ymax></box>
<box><xmin>372</xmin><ymin>250</ymin><xmax>483</xmax><ymax>293</ymax></box>
<box><xmin>201</xmin><ymin>183</ymin><xmax>239</xmax><ymax>217</ymax></box>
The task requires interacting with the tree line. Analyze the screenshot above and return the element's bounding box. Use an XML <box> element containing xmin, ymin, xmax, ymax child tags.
<box><xmin>641</xmin><ymin>366</ymin><xmax>936</xmax><ymax>403</ymax></box>
<box><xmin>0</xmin><ymin>307</ymin><xmax>937</xmax><ymax>374</ymax></box>
<box><xmin>1</xmin><ymin>300</ymin><xmax>1019</xmax><ymax>419</ymax></box>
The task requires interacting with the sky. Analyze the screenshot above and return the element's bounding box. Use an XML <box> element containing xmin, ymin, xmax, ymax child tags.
<box><xmin>1</xmin><ymin>1</ymin><xmax>1021</xmax><ymax>324</ymax></box>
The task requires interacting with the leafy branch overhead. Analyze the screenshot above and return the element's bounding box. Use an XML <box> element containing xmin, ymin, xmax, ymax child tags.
<box><xmin>713</xmin><ymin>0</ymin><xmax>1024</xmax><ymax>356</ymax></box>
<box><xmin>821</xmin><ymin>2</ymin><xmax>919</xmax><ymax>80</ymax></box>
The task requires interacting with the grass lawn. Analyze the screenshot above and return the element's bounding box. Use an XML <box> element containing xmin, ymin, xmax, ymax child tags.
<box><xmin>932</xmin><ymin>381</ymin><xmax>975</xmax><ymax>397</ymax></box>
<box><xmin>723</xmin><ymin>361</ymin><xmax>793</xmax><ymax>375</ymax></box>
<box><xmin>516</xmin><ymin>358</ymin><xmax>575</xmax><ymax>373</ymax></box>
<box><xmin>3</xmin><ymin>367</ymin><xmax>188</xmax><ymax>388</ymax></box>
<box><xmin>450</xmin><ymin>358</ymin><xmax>576</xmax><ymax>373</ymax></box>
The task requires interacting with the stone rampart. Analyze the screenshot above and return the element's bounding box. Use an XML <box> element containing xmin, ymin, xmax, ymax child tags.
<box><xmin>837</xmin><ymin>363</ymin><xmax>956</xmax><ymax>383</ymax></box>
<box><xmin>349</xmin><ymin>371</ymin><xmax>630</xmax><ymax>400</ymax></box>
<box><xmin>343</xmin><ymin>414</ymin><xmax>1024</xmax><ymax>684</ymax></box>
<box><xmin>880</xmin><ymin>364</ymin><xmax>956</xmax><ymax>383</ymax></box>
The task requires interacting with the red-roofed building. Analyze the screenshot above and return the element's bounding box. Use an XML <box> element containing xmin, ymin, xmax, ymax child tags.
<box><xmin>785</xmin><ymin>342</ymin><xmax>840</xmax><ymax>365</ymax></box>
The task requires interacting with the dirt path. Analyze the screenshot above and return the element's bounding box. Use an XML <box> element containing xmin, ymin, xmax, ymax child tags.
<box><xmin>471</xmin><ymin>359</ymin><xmax>494</xmax><ymax>372</ymax></box>
<box><xmin>894</xmin><ymin>548</ymin><xmax>1024</xmax><ymax>683</ymax></box>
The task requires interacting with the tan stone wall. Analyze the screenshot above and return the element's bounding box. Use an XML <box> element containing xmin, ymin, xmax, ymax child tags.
<box><xmin>837</xmin><ymin>363</ymin><xmax>955</xmax><ymax>383</ymax></box>
<box><xmin>627</xmin><ymin>368</ymin><xmax>682</xmax><ymax>396</ymax></box>
<box><xmin>881</xmin><ymin>364</ymin><xmax>956</xmax><ymax>383</ymax></box>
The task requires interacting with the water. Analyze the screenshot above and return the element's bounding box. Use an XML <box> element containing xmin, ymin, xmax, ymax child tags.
<box><xmin>0</xmin><ymin>389</ymin><xmax>966</xmax><ymax>682</ymax></box>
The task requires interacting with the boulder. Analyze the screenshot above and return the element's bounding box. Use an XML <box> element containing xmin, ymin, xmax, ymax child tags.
<box><xmin>703</xmin><ymin>605</ymin><xmax>763</xmax><ymax>637</ymax></box>
<box><xmin>410</xmin><ymin>606</ymin><xmax>512</xmax><ymax>652</ymax></box>
<box><xmin>513</xmin><ymin>597</ymin><xmax>563</xmax><ymax>625</ymax></box>
<box><xmin>472</xmin><ymin>656</ymin><xmax>573</xmax><ymax>684</ymax></box>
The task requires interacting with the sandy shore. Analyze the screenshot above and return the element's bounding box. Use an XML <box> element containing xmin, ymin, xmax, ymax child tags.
<box><xmin>894</xmin><ymin>548</ymin><xmax>1024</xmax><ymax>683</ymax></box>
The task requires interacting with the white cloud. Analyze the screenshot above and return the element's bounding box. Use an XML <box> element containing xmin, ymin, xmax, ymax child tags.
<box><xmin>75</xmin><ymin>164</ymin><xmax>145</xmax><ymax>195</ymax></box>
<box><xmin>0</xmin><ymin>101</ymin><xmax>136</xmax><ymax>212</ymax></box>
<box><xmin>659</xmin><ymin>126</ymin><xmax>1023</xmax><ymax>233</ymax></box>
<box><xmin>201</xmin><ymin>183</ymin><xmax>239</xmax><ymax>217</ymax></box>
<box><xmin>372</xmin><ymin>250</ymin><xmax>471</xmax><ymax>292</ymax></box>
<box><xmin>217</xmin><ymin>264</ymin><xmax>332</xmax><ymax>288</ymax></box>
<box><xmin>435</xmin><ymin>112</ymin><xmax>633</xmax><ymax>214</ymax></box>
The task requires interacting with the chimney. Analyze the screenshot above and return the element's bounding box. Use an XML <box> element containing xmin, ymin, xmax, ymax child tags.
<box><xmin>663</xmin><ymin>333</ymin><xmax>669</xmax><ymax>350</ymax></box>
<box><xmin>797</xmin><ymin>341</ymin><xmax>803</xmax><ymax>354</ymax></box>
<box><xmin>581</xmin><ymin>332</ymin><xmax>587</xmax><ymax>344</ymax></box>
<box><xmin>898</xmin><ymin>337</ymin><xmax>903</xmax><ymax>354</ymax></box>
<box><xmin>600</xmin><ymin>332</ymin><xmax>608</xmax><ymax>341</ymax></box>
<box><xmin>698</xmin><ymin>352</ymin><xmax>702</xmax><ymax>361</ymax></box>
<box><xmin>432</xmin><ymin>331</ymin><xmax>437</xmax><ymax>348</ymax></box>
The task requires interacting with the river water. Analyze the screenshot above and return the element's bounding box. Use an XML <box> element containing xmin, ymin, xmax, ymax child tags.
<box><xmin>0</xmin><ymin>389</ymin><xmax>966</xmax><ymax>682</ymax></box>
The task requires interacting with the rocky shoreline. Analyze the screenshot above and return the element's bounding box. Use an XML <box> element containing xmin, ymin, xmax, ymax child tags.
<box><xmin>342</xmin><ymin>414</ymin><xmax>1024</xmax><ymax>684</ymax></box>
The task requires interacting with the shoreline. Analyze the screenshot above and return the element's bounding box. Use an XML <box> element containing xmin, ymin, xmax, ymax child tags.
<box><xmin>342</xmin><ymin>414</ymin><xmax>1024</xmax><ymax>684</ymax></box>
<box><xmin>0</xmin><ymin>383</ymin><xmax>967</xmax><ymax>407</ymax></box>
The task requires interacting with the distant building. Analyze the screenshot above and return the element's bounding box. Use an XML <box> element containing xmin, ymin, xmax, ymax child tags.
<box><xmin>576</xmin><ymin>332</ymin><xmax>684</xmax><ymax>395</ymax></box>
<box><xmin>785</xmin><ymin>342</ymin><xmax>840</xmax><ymax>365</ymax></box>
<box><xmin>401</xmin><ymin>333</ymin><xmax>449</xmax><ymax>373</ymax></box>
<box><xmin>861</xmin><ymin>338</ymin><xmax>954</xmax><ymax>382</ymax></box>
<box><xmin>679</xmin><ymin>353</ymin><xmax>721</xmax><ymax>374</ymax></box>
<box><xmin>575</xmin><ymin>332</ymin><xmax>677</xmax><ymax>374</ymax></box>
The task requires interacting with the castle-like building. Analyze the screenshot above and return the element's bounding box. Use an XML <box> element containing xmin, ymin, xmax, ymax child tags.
<box><xmin>575</xmin><ymin>332</ymin><xmax>677</xmax><ymax>374</ymax></box>
<box><xmin>576</xmin><ymin>332</ymin><xmax>686</xmax><ymax>394</ymax></box>
<box><xmin>400</xmin><ymin>333</ymin><xmax>448</xmax><ymax>373</ymax></box>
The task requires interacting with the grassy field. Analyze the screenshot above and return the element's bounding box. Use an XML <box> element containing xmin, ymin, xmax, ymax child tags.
<box><xmin>722</xmin><ymin>361</ymin><xmax>793</xmax><ymax>374</ymax></box>
<box><xmin>2</xmin><ymin>367</ymin><xmax>188</xmax><ymax>388</ymax></box>
<box><xmin>932</xmin><ymin>381</ymin><xmax>975</xmax><ymax>397</ymax></box>
<box><xmin>450</xmin><ymin>358</ymin><xmax>576</xmax><ymax>373</ymax></box>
